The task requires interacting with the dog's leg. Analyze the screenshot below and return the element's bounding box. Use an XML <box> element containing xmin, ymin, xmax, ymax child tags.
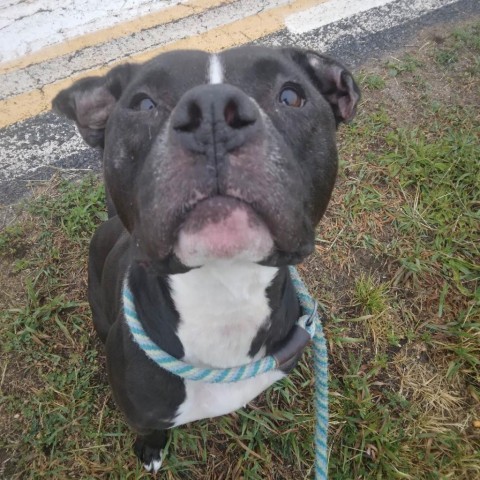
<box><xmin>133</xmin><ymin>430</ymin><xmax>168</xmax><ymax>473</ymax></box>
<box><xmin>88</xmin><ymin>217</ymin><xmax>128</xmax><ymax>342</ymax></box>
<box><xmin>105</xmin><ymin>185</ymin><xmax>117</xmax><ymax>218</ymax></box>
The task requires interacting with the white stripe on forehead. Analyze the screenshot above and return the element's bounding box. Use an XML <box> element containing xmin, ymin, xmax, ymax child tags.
<box><xmin>208</xmin><ymin>54</ymin><xmax>224</xmax><ymax>84</ymax></box>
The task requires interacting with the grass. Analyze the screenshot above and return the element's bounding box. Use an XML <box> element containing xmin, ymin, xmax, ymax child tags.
<box><xmin>1</xmin><ymin>20</ymin><xmax>479</xmax><ymax>480</ymax></box>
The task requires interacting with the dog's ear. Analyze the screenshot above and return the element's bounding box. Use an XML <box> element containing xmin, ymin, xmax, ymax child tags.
<box><xmin>286</xmin><ymin>49</ymin><xmax>360</xmax><ymax>124</ymax></box>
<box><xmin>52</xmin><ymin>63</ymin><xmax>137</xmax><ymax>147</ymax></box>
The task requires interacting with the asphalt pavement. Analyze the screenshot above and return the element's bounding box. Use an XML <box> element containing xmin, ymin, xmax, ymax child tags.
<box><xmin>0</xmin><ymin>0</ymin><xmax>478</xmax><ymax>209</ymax></box>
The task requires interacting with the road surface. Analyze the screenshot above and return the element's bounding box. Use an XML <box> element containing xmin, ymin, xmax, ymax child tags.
<box><xmin>0</xmin><ymin>0</ymin><xmax>478</xmax><ymax>208</ymax></box>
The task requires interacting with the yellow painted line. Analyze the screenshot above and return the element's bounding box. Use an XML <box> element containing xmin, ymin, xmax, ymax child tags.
<box><xmin>0</xmin><ymin>0</ymin><xmax>234</xmax><ymax>75</ymax></box>
<box><xmin>0</xmin><ymin>0</ymin><xmax>325</xmax><ymax>129</ymax></box>
<box><xmin>134</xmin><ymin>0</ymin><xmax>325</xmax><ymax>63</ymax></box>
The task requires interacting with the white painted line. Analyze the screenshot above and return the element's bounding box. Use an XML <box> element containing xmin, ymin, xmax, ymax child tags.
<box><xmin>0</xmin><ymin>124</ymin><xmax>88</xmax><ymax>181</ymax></box>
<box><xmin>286</xmin><ymin>0</ymin><xmax>396</xmax><ymax>34</ymax></box>
<box><xmin>286</xmin><ymin>0</ymin><xmax>458</xmax><ymax>35</ymax></box>
<box><xmin>0</xmin><ymin>0</ymin><xmax>291</xmax><ymax>100</ymax></box>
<box><xmin>0</xmin><ymin>0</ymin><xmax>184</xmax><ymax>63</ymax></box>
<box><xmin>288</xmin><ymin>0</ymin><xmax>462</xmax><ymax>52</ymax></box>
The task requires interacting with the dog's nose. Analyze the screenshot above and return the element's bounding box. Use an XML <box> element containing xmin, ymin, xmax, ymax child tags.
<box><xmin>171</xmin><ymin>84</ymin><xmax>259</xmax><ymax>154</ymax></box>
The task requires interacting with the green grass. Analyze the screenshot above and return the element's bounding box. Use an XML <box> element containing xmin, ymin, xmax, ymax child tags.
<box><xmin>386</xmin><ymin>53</ymin><xmax>423</xmax><ymax>77</ymax></box>
<box><xmin>354</xmin><ymin>275</ymin><xmax>389</xmax><ymax>316</ymax></box>
<box><xmin>435</xmin><ymin>22</ymin><xmax>480</xmax><ymax>72</ymax></box>
<box><xmin>1</xmin><ymin>20</ymin><xmax>479</xmax><ymax>480</ymax></box>
<box><xmin>360</xmin><ymin>73</ymin><xmax>386</xmax><ymax>91</ymax></box>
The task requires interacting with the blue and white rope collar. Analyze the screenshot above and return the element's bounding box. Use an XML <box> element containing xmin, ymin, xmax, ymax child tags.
<box><xmin>123</xmin><ymin>265</ymin><xmax>329</xmax><ymax>479</ymax></box>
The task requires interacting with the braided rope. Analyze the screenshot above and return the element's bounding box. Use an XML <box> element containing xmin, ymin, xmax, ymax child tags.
<box><xmin>289</xmin><ymin>267</ymin><xmax>329</xmax><ymax>479</ymax></box>
<box><xmin>123</xmin><ymin>266</ymin><xmax>328</xmax><ymax>479</ymax></box>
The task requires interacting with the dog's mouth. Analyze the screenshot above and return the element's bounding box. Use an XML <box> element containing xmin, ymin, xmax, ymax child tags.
<box><xmin>173</xmin><ymin>196</ymin><xmax>274</xmax><ymax>267</ymax></box>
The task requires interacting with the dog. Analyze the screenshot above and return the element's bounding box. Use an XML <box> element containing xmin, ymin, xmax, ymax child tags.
<box><xmin>52</xmin><ymin>45</ymin><xmax>359</xmax><ymax>472</ymax></box>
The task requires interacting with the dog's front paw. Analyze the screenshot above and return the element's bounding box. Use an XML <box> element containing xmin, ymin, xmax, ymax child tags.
<box><xmin>143</xmin><ymin>455</ymin><xmax>163</xmax><ymax>473</ymax></box>
<box><xmin>133</xmin><ymin>432</ymin><xmax>166</xmax><ymax>473</ymax></box>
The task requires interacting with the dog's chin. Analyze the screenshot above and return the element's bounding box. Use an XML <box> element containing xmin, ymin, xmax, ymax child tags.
<box><xmin>173</xmin><ymin>196</ymin><xmax>274</xmax><ymax>267</ymax></box>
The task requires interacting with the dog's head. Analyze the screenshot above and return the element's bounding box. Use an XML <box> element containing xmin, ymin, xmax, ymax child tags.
<box><xmin>53</xmin><ymin>46</ymin><xmax>359</xmax><ymax>273</ymax></box>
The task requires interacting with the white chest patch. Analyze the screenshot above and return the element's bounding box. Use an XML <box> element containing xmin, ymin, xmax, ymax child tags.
<box><xmin>173</xmin><ymin>370</ymin><xmax>285</xmax><ymax>427</ymax></box>
<box><xmin>208</xmin><ymin>53</ymin><xmax>224</xmax><ymax>84</ymax></box>
<box><xmin>169</xmin><ymin>260</ymin><xmax>284</xmax><ymax>426</ymax></box>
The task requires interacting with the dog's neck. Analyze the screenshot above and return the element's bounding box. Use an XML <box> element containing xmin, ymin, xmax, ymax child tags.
<box><xmin>128</xmin><ymin>260</ymin><xmax>301</xmax><ymax>368</ymax></box>
<box><xmin>170</xmin><ymin>260</ymin><xmax>278</xmax><ymax>368</ymax></box>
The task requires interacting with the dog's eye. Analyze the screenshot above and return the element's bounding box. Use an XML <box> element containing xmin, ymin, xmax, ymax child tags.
<box><xmin>279</xmin><ymin>85</ymin><xmax>306</xmax><ymax>108</ymax></box>
<box><xmin>140</xmin><ymin>98</ymin><xmax>156</xmax><ymax>111</ymax></box>
<box><xmin>130</xmin><ymin>94</ymin><xmax>157</xmax><ymax>111</ymax></box>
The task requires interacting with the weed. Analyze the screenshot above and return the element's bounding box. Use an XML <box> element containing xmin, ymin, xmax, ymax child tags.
<box><xmin>28</xmin><ymin>175</ymin><xmax>107</xmax><ymax>243</ymax></box>
<box><xmin>452</xmin><ymin>23</ymin><xmax>480</xmax><ymax>50</ymax></box>
<box><xmin>354</xmin><ymin>274</ymin><xmax>389</xmax><ymax>316</ymax></box>
<box><xmin>435</xmin><ymin>48</ymin><xmax>458</xmax><ymax>66</ymax></box>
<box><xmin>386</xmin><ymin>53</ymin><xmax>423</xmax><ymax>76</ymax></box>
<box><xmin>361</xmin><ymin>73</ymin><xmax>386</xmax><ymax>90</ymax></box>
<box><xmin>0</xmin><ymin>224</ymin><xmax>27</xmax><ymax>256</ymax></box>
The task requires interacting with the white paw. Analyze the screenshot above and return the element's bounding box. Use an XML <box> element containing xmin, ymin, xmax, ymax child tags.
<box><xmin>143</xmin><ymin>454</ymin><xmax>163</xmax><ymax>473</ymax></box>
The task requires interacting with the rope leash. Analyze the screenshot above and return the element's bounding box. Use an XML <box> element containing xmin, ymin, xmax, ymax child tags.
<box><xmin>123</xmin><ymin>266</ymin><xmax>328</xmax><ymax>479</ymax></box>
